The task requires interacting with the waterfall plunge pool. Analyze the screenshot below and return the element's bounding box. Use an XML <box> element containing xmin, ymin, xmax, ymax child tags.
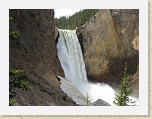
<box><xmin>56</xmin><ymin>29</ymin><xmax>139</xmax><ymax>106</ymax></box>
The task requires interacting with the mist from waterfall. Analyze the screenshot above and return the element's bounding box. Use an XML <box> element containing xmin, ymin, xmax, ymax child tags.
<box><xmin>56</xmin><ymin>29</ymin><xmax>138</xmax><ymax>106</ymax></box>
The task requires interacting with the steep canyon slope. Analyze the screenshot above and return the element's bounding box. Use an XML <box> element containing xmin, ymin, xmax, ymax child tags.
<box><xmin>9</xmin><ymin>9</ymin><xmax>77</xmax><ymax>106</ymax></box>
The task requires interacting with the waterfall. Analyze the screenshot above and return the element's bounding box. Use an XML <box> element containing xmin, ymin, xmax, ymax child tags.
<box><xmin>57</xmin><ymin>29</ymin><xmax>88</xmax><ymax>84</ymax></box>
<box><xmin>56</xmin><ymin>29</ymin><xmax>138</xmax><ymax>106</ymax></box>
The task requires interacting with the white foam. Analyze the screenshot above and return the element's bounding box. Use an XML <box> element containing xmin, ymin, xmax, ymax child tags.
<box><xmin>57</xmin><ymin>29</ymin><xmax>138</xmax><ymax>106</ymax></box>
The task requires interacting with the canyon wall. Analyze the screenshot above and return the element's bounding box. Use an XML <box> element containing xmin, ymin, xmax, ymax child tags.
<box><xmin>77</xmin><ymin>9</ymin><xmax>139</xmax><ymax>95</ymax></box>
<box><xmin>9</xmin><ymin>9</ymin><xmax>77</xmax><ymax>106</ymax></box>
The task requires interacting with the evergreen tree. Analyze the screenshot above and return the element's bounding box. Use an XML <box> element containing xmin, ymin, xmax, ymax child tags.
<box><xmin>54</xmin><ymin>9</ymin><xmax>99</xmax><ymax>30</ymax></box>
<box><xmin>113</xmin><ymin>63</ymin><xmax>132</xmax><ymax>106</ymax></box>
<box><xmin>85</xmin><ymin>93</ymin><xmax>90</xmax><ymax>106</ymax></box>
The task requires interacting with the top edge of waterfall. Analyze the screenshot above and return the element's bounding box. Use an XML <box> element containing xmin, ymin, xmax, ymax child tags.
<box><xmin>58</xmin><ymin>28</ymin><xmax>76</xmax><ymax>32</ymax></box>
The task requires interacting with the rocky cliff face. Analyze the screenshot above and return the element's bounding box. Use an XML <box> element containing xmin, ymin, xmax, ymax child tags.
<box><xmin>129</xmin><ymin>36</ymin><xmax>139</xmax><ymax>98</ymax></box>
<box><xmin>77</xmin><ymin>9</ymin><xmax>139</xmax><ymax>95</ymax></box>
<box><xmin>9</xmin><ymin>9</ymin><xmax>77</xmax><ymax>106</ymax></box>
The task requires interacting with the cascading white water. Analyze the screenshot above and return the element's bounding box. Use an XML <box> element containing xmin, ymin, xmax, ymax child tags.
<box><xmin>57</xmin><ymin>29</ymin><xmax>88</xmax><ymax>84</ymax></box>
<box><xmin>56</xmin><ymin>29</ymin><xmax>138</xmax><ymax>106</ymax></box>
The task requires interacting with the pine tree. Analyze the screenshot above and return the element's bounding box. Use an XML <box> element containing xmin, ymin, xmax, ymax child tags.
<box><xmin>113</xmin><ymin>63</ymin><xmax>132</xmax><ymax>106</ymax></box>
<box><xmin>54</xmin><ymin>9</ymin><xmax>99</xmax><ymax>30</ymax></box>
<box><xmin>85</xmin><ymin>93</ymin><xmax>90</xmax><ymax>106</ymax></box>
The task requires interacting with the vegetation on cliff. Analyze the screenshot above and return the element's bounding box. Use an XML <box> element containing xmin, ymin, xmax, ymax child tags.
<box><xmin>9</xmin><ymin>17</ymin><xmax>33</xmax><ymax>105</ymax></box>
<box><xmin>9</xmin><ymin>69</ymin><xmax>32</xmax><ymax>105</ymax></box>
<box><xmin>9</xmin><ymin>9</ymin><xmax>78</xmax><ymax>106</ymax></box>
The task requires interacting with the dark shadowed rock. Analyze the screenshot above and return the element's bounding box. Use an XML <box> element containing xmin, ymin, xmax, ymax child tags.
<box><xmin>9</xmin><ymin>9</ymin><xmax>77</xmax><ymax>106</ymax></box>
<box><xmin>55</xmin><ymin>26</ymin><xmax>59</xmax><ymax>41</ymax></box>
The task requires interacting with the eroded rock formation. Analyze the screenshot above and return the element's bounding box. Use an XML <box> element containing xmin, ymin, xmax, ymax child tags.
<box><xmin>77</xmin><ymin>9</ymin><xmax>139</xmax><ymax>92</ymax></box>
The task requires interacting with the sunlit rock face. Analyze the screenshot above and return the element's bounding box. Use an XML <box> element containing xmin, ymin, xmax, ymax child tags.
<box><xmin>130</xmin><ymin>36</ymin><xmax>139</xmax><ymax>98</ymax></box>
<box><xmin>132</xmin><ymin>36</ymin><xmax>139</xmax><ymax>50</ymax></box>
<box><xmin>77</xmin><ymin>9</ymin><xmax>139</xmax><ymax>90</ymax></box>
<box><xmin>57</xmin><ymin>76</ymin><xmax>94</xmax><ymax>106</ymax></box>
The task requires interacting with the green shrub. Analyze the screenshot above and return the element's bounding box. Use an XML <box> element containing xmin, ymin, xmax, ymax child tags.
<box><xmin>9</xmin><ymin>69</ymin><xmax>24</xmax><ymax>75</ymax></box>
<box><xmin>9</xmin><ymin>17</ymin><xmax>14</xmax><ymax>21</ymax></box>
<box><xmin>9</xmin><ymin>98</ymin><xmax>16</xmax><ymax>106</ymax></box>
<box><xmin>13</xmin><ymin>77</ymin><xmax>32</xmax><ymax>91</ymax></box>
<box><xmin>9</xmin><ymin>69</ymin><xmax>32</xmax><ymax>105</ymax></box>
<box><xmin>9</xmin><ymin>31</ymin><xmax>20</xmax><ymax>40</ymax></box>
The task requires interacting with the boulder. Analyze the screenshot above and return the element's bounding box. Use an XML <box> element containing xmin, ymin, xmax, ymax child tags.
<box><xmin>57</xmin><ymin>76</ymin><xmax>94</xmax><ymax>106</ymax></box>
<box><xmin>93</xmin><ymin>99</ymin><xmax>111</xmax><ymax>106</ymax></box>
